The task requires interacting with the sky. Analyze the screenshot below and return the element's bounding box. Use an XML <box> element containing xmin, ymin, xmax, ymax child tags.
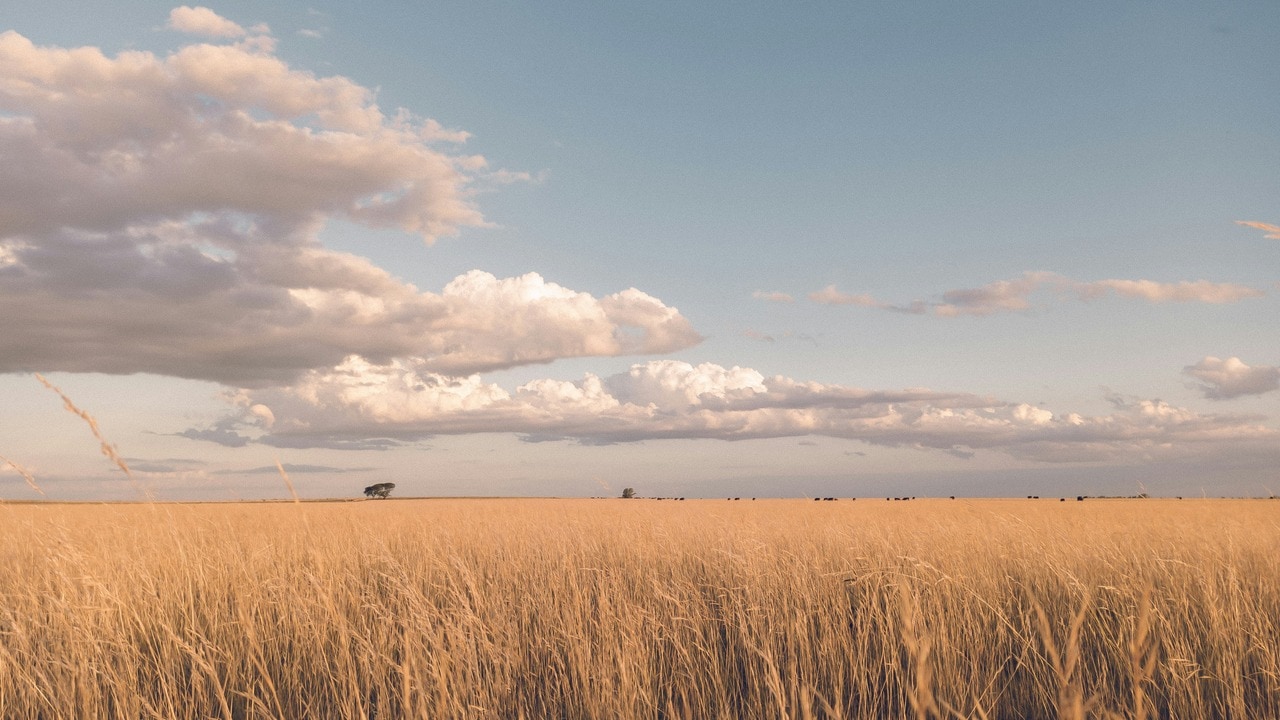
<box><xmin>1</xmin><ymin>1</ymin><xmax>1277</xmax><ymax>500</ymax></box>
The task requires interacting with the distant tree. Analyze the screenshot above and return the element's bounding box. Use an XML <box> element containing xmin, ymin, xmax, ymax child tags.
<box><xmin>621</xmin><ymin>487</ymin><xmax>636</xmax><ymax>499</ymax></box>
<box><xmin>363</xmin><ymin>482</ymin><xmax>396</xmax><ymax>499</ymax></box>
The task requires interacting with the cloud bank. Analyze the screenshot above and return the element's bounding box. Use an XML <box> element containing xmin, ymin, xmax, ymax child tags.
<box><xmin>0</xmin><ymin>15</ymin><xmax>698</xmax><ymax>386</ymax></box>
<box><xmin>182</xmin><ymin>358</ymin><xmax>1276</xmax><ymax>464</ymax></box>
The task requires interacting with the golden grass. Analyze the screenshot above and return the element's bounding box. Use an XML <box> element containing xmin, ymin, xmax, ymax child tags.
<box><xmin>0</xmin><ymin>498</ymin><xmax>1276</xmax><ymax>719</ymax></box>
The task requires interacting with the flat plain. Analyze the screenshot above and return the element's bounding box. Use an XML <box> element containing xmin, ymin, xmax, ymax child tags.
<box><xmin>0</xmin><ymin>498</ymin><xmax>1276</xmax><ymax>719</ymax></box>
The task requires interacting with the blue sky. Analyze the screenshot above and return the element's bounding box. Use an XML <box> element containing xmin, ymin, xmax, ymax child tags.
<box><xmin>1</xmin><ymin>2</ymin><xmax>1277</xmax><ymax>500</ymax></box>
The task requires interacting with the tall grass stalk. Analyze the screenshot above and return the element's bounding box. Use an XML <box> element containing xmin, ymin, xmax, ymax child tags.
<box><xmin>0</xmin><ymin>453</ymin><xmax>44</xmax><ymax>497</ymax></box>
<box><xmin>33</xmin><ymin>373</ymin><xmax>150</xmax><ymax>500</ymax></box>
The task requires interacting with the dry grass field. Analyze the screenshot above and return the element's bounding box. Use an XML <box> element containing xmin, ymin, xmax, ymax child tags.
<box><xmin>0</xmin><ymin>497</ymin><xmax>1276</xmax><ymax>719</ymax></box>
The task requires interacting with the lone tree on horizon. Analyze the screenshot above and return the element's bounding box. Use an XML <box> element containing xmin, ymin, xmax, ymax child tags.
<box><xmin>363</xmin><ymin>482</ymin><xmax>395</xmax><ymax>499</ymax></box>
<box><xmin>621</xmin><ymin>487</ymin><xmax>636</xmax><ymax>499</ymax></box>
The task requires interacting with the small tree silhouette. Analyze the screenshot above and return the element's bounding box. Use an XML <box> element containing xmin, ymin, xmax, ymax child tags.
<box><xmin>621</xmin><ymin>487</ymin><xmax>636</xmax><ymax>499</ymax></box>
<box><xmin>363</xmin><ymin>482</ymin><xmax>396</xmax><ymax>499</ymax></box>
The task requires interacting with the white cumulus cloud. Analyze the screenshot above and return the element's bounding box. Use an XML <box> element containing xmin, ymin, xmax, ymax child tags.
<box><xmin>168</xmin><ymin>6</ymin><xmax>251</xmax><ymax>38</ymax></box>
<box><xmin>1184</xmin><ymin>357</ymin><xmax>1280</xmax><ymax>400</ymax></box>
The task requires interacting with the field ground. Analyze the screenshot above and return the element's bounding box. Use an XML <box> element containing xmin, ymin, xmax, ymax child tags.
<box><xmin>0</xmin><ymin>498</ymin><xmax>1276</xmax><ymax>719</ymax></box>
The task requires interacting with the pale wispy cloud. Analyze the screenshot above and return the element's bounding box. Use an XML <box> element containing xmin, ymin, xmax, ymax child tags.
<box><xmin>1074</xmin><ymin>279</ymin><xmax>1263</xmax><ymax>304</ymax></box>
<box><xmin>212</xmin><ymin>463</ymin><xmax>373</xmax><ymax>475</ymax></box>
<box><xmin>1184</xmin><ymin>357</ymin><xmax>1280</xmax><ymax>400</ymax></box>
<box><xmin>744</xmin><ymin>329</ymin><xmax>820</xmax><ymax>345</ymax></box>
<box><xmin>808</xmin><ymin>285</ymin><xmax>882</xmax><ymax>307</ymax></box>
<box><xmin>753</xmin><ymin>290</ymin><xmax>795</xmax><ymax>303</ymax></box>
<box><xmin>935</xmin><ymin>272</ymin><xmax>1060</xmax><ymax>317</ymax></box>
<box><xmin>1235</xmin><ymin>220</ymin><xmax>1280</xmax><ymax>239</ymax></box>
<box><xmin>484</xmin><ymin>168</ymin><xmax>548</xmax><ymax>185</ymax></box>
<box><xmin>813</xmin><ymin>271</ymin><xmax>1264</xmax><ymax>317</ymax></box>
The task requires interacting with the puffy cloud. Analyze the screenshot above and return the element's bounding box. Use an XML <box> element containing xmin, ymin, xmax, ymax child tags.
<box><xmin>0</xmin><ymin>24</ymin><xmax>699</xmax><ymax>385</ymax></box>
<box><xmin>1235</xmin><ymin>220</ymin><xmax>1280</xmax><ymax>240</ymax></box>
<box><xmin>402</xmin><ymin>271</ymin><xmax>699</xmax><ymax>375</ymax></box>
<box><xmin>0</xmin><ymin>28</ymin><xmax>489</xmax><ymax>239</ymax></box>
<box><xmin>0</xmin><ymin>27</ymin><xmax>483</xmax><ymax>240</ymax></box>
<box><xmin>604</xmin><ymin>361</ymin><xmax>767</xmax><ymax>409</ymax></box>
<box><xmin>1184</xmin><ymin>357</ymin><xmax>1280</xmax><ymax>400</ymax></box>
<box><xmin>168</xmin><ymin>6</ymin><xmax>250</xmax><ymax>38</ymax></box>
<box><xmin>812</xmin><ymin>271</ymin><xmax>1264</xmax><ymax>317</ymax></box>
<box><xmin>0</xmin><ymin>234</ymin><xmax>699</xmax><ymax>384</ymax></box>
<box><xmin>185</xmin><ymin>359</ymin><xmax>1276</xmax><ymax>462</ymax></box>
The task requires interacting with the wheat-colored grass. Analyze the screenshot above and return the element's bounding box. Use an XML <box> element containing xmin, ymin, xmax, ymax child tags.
<box><xmin>0</xmin><ymin>498</ymin><xmax>1276</xmax><ymax>719</ymax></box>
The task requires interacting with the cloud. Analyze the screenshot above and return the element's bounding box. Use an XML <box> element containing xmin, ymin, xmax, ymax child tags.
<box><xmin>183</xmin><ymin>358</ymin><xmax>1276</xmax><ymax>465</ymax></box>
<box><xmin>0</xmin><ymin>27</ymin><xmax>485</xmax><ymax>241</ymax></box>
<box><xmin>935</xmin><ymin>271</ymin><xmax>1060</xmax><ymax>317</ymax></box>
<box><xmin>212</xmin><ymin>464</ymin><xmax>374</xmax><ymax>475</ymax></box>
<box><xmin>744</xmin><ymin>329</ymin><xmax>820</xmax><ymax>345</ymax></box>
<box><xmin>1073</xmin><ymin>279</ymin><xmax>1263</xmax><ymax>304</ymax></box>
<box><xmin>0</xmin><ymin>26</ymin><xmax>699</xmax><ymax>385</ymax></box>
<box><xmin>809</xmin><ymin>285</ymin><xmax>882</xmax><ymax>307</ymax></box>
<box><xmin>168</xmin><ymin>6</ymin><xmax>250</xmax><ymax>38</ymax></box>
<box><xmin>486</xmin><ymin>168</ymin><xmax>544</xmax><ymax>184</ymax></box>
<box><xmin>0</xmin><ymin>236</ymin><xmax>698</xmax><ymax>383</ymax></box>
<box><xmin>1236</xmin><ymin>220</ymin><xmax>1280</xmax><ymax>240</ymax></box>
<box><xmin>753</xmin><ymin>290</ymin><xmax>794</xmax><ymax>303</ymax></box>
<box><xmin>418</xmin><ymin>271</ymin><xmax>701</xmax><ymax>375</ymax></box>
<box><xmin>416</xmin><ymin>117</ymin><xmax>471</xmax><ymax>144</ymax></box>
<box><xmin>1184</xmin><ymin>357</ymin><xmax>1280</xmax><ymax>400</ymax></box>
<box><xmin>813</xmin><ymin>271</ymin><xmax>1264</xmax><ymax>317</ymax></box>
